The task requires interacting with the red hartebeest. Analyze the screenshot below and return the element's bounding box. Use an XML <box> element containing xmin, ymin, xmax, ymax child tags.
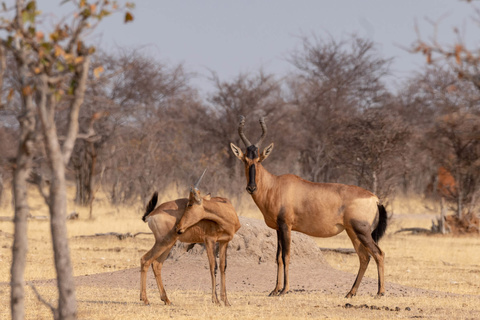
<box><xmin>140</xmin><ymin>171</ymin><xmax>241</xmax><ymax>306</ymax></box>
<box><xmin>230</xmin><ymin>116</ymin><xmax>388</xmax><ymax>298</ymax></box>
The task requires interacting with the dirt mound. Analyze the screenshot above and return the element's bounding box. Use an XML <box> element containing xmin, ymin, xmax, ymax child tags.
<box><xmin>167</xmin><ymin>216</ymin><xmax>327</xmax><ymax>265</ymax></box>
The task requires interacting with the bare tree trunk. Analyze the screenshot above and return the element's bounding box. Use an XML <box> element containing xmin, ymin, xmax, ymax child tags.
<box><xmin>11</xmin><ymin>103</ymin><xmax>35</xmax><ymax>320</ymax></box>
<box><xmin>457</xmin><ymin>188</ymin><xmax>463</xmax><ymax>220</ymax></box>
<box><xmin>37</xmin><ymin>55</ymin><xmax>90</xmax><ymax>319</ymax></box>
<box><xmin>38</xmin><ymin>92</ymin><xmax>77</xmax><ymax>319</ymax></box>
<box><xmin>440</xmin><ymin>196</ymin><xmax>446</xmax><ymax>234</ymax></box>
<box><xmin>372</xmin><ymin>170</ymin><xmax>378</xmax><ymax>195</ymax></box>
<box><xmin>73</xmin><ymin>140</ymin><xmax>97</xmax><ymax>207</ymax></box>
<box><xmin>48</xmin><ymin>149</ymin><xmax>76</xmax><ymax>320</ymax></box>
<box><xmin>10</xmin><ymin>2</ymin><xmax>35</xmax><ymax>317</ymax></box>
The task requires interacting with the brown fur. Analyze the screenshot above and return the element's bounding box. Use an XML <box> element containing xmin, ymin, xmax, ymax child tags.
<box><xmin>231</xmin><ymin>128</ymin><xmax>387</xmax><ymax>298</ymax></box>
<box><xmin>140</xmin><ymin>189</ymin><xmax>241</xmax><ymax>306</ymax></box>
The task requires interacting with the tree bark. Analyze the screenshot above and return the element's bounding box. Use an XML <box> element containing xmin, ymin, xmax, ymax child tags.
<box><xmin>11</xmin><ymin>100</ymin><xmax>35</xmax><ymax>320</ymax></box>
<box><xmin>10</xmin><ymin>2</ymin><xmax>36</xmax><ymax>318</ymax></box>
<box><xmin>38</xmin><ymin>88</ymin><xmax>77</xmax><ymax>320</ymax></box>
<box><xmin>36</xmin><ymin>56</ymin><xmax>90</xmax><ymax>319</ymax></box>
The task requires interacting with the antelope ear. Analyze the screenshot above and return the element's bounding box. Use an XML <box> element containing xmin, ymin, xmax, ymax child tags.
<box><xmin>259</xmin><ymin>143</ymin><xmax>274</xmax><ymax>162</ymax></box>
<box><xmin>230</xmin><ymin>143</ymin><xmax>244</xmax><ymax>161</ymax></box>
<box><xmin>203</xmin><ymin>193</ymin><xmax>212</xmax><ymax>201</ymax></box>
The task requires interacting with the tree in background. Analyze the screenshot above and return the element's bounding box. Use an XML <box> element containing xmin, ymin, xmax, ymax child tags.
<box><xmin>0</xmin><ymin>1</ymin><xmax>134</xmax><ymax>319</ymax></box>
<box><xmin>288</xmin><ymin>35</ymin><xmax>394</xmax><ymax>186</ymax></box>
<box><xmin>412</xmin><ymin>2</ymin><xmax>480</xmax><ymax>223</ymax></box>
<box><xmin>207</xmin><ymin>71</ymin><xmax>289</xmax><ymax>186</ymax></box>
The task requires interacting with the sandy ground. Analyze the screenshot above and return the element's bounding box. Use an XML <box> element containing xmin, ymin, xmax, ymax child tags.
<box><xmin>30</xmin><ymin>217</ymin><xmax>446</xmax><ymax>299</ymax></box>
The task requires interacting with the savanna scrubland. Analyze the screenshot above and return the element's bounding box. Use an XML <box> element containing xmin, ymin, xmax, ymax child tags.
<box><xmin>1</xmin><ymin>1</ymin><xmax>480</xmax><ymax>319</ymax></box>
<box><xmin>0</xmin><ymin>189</ymin><xmax>479</xmax><ymax>320</ymax></box>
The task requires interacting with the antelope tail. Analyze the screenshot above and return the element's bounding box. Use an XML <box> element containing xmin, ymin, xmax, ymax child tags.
<box><xmin>142</xmin><ymin>192</ymin><xmax>158</xmax><ymax>222</ymax></box>
<box><xmin>371</xmin><ymin>204</ymin><xmax>388</xmax><ymax>243</ymax></box>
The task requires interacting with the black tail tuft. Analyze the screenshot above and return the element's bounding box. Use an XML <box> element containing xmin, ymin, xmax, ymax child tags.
<box><xmin>372</xmin><ymin>204</ymin><xmax>388</xmax><ymax>243</ymax></box>
<box><xmin>142</xmin><ymin>192</ymin><xmax>158</xmax><ymax>222</ymax></box>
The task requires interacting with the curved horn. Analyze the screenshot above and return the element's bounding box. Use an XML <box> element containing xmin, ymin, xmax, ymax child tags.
<box><xmin>193</xmin><ymin>168</ymin><xmax>207</xmax><ymax>190</ymax></box>
<box><xmin>255</xmin><ymin>117</ymin><xmax>267</xmax><ymax>148</ymax></box>
<box><xmin>238</xmin><ymin>115</ymin><xmax>252</xmax><ymax>147</ymax></box>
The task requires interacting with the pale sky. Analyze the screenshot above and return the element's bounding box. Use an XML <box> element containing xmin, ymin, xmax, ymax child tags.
<box><xmin>42</xmin><ymin>0</ymin><xmax>479</xmax><ymax>93</ymax></box>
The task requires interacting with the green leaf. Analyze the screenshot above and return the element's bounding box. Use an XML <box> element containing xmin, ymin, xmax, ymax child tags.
<box><xmin>98</xmin><ymin>9</ymin><xmax>111</xmax><ymax>19</ymax></box>
<box><xmin>25</xmin><ymin>1</ymin><xmax>36</xmax><ymax>11</ymax></box>
<box><xmin>27</xmin><ymin>25</ymin><xmax>35</xmax><ymax>36</ymax></box>
<box><xmin>81</xmin><ymin>8</ymin><xmax>91</xmax><ymax>18</ymax></box>
<box><xmin>40</xmin><ymin>42</ymin><xmax>53</xmax><ymax>51</ymax></box>
<box><xmin>22</xmin><ymin>11</ymin><xmax>35</xmax><ymax>24</ymax></box>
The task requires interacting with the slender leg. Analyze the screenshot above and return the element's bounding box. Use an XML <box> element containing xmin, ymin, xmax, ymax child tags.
<box><xmin>205</xmin><ymin>239</ymin><xmax>220</xmax><ymax>305</ymax></box>
<box><xmin>279</xmin><ymin>223</ymin><xmax>292</xmax><ymax>295</ymax></box>
<box><xmin>218</xmin><ymin>242</ymin><xmax>230</xmax><ymax>306</ymax></box>
<box><xmin>269</xmin><ymin>230</ymin><xmax>283</xmax><ymax>296</ymax></box>
<box><xmin>348</xmin><ymin>222</ymin><xmax>386</xmax><ymax>297</ymax></box>
<box><xmin>151</xmin><ymin>242</ymin><xmax>176</xmax><ymax>305</ymax></box>
<box><xmin>368</xmin><ymin>241</ymin><xmax>385</xmax><ymax>297</ymax></box>
<box><xmin>140</xmin><ymin>242</ymin><xmax>164</xmax><ymax>305</ymax></box>
<box><xmin>345</xmin><ymin>230</ymin><xmax>370</xmax><ymax>298</ymax></box>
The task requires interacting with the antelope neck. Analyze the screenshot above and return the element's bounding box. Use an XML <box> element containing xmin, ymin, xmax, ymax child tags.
<box><xmin>202</xmin><ymin>200</ymin><xmax>233</xmax><ymax>228</ymax></box>
<box><xmin>250</xmin><ymin>164</ymin><xmax>276</xmax><ymax>198</ymax></box>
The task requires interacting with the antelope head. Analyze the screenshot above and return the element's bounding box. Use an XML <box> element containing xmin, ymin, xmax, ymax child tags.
<box><xmin>176</xmin><ymin>169</ymin><xmax>211</xmax><ymax>235</ymax></box>
<box><xmin>230</xmin><ymin>116</ymin><xmax>274</xmax><ymax>194</ymax></box>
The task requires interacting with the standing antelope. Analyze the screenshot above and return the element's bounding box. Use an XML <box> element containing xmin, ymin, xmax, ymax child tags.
<box><xmin>230</xmin><ymin>116</ymin><xmax>388</xmax><ymax>298</ymax></box>
<box><xmin>140</xmin><ymin>171</ymin><xmax>241</xmax><ymax>306</ymax></box>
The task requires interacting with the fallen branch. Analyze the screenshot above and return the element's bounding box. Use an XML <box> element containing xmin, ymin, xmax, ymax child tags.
<box><xmin>319</xmin><ymin>247</ymin><xmax>356</xmax><ymax>254</ymax></box>
<box><xmin>0</xmin><ymin>215</ymin><xmax>48</xmax><ymax>221</ymax></box>
<box><xmin>28</xmin><ymin>282</ymin><xmax>58</xmax><ymax>319</ymax></box>
<box><xmin>74</xmin><ymin>231</ymin><xmax>152</xmax><ymax>240</ymax></box>
<box><xmin>394</xmin><ymin>227</ymin><xmax>431</xmax><ymax>234</ymax></box>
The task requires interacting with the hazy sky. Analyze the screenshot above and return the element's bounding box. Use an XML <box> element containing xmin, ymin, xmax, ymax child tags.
<box><xmin>43</xmin><ymin>1</ymin><xmax>479</xmax><ymax>93</ymax></box>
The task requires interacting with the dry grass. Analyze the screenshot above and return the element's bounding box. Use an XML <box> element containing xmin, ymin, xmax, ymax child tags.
<box><xmin>0</xmin><ymin>188</ymin><xmax>479</xmax><ymax>319</ymax></box>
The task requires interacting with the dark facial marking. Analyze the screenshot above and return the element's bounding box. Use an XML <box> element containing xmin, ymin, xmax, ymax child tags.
<box><xmin>246</xmin><ymin>164</ymin><xmax>257</xmax><ymax>194</ymax></box>
<box><xmin>246</xmin><ymin>145</ymin><xmax>259</xmax><ymax>159</ymax></box>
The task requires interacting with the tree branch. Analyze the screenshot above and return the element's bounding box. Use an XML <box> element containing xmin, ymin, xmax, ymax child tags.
<box><xmin>62</xmin><ymin>55</ymin><xmax>91</xmax><ymax>165</ymax></box>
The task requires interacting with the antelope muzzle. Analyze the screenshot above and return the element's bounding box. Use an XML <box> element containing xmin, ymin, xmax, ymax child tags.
<box><xmin>175</xmin><ymin>226</ymin><xmax>185</xmax><ymax>235</ymax></box>
<box><xmin>246</xmin><ymin>164</ymin><xmax>257</xmax><ymax>194</ymax></box>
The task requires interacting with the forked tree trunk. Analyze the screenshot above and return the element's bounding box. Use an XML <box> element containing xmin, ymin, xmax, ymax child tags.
<box><xmin>38</xmin><ymin>93</ymin><xmax>77</xmax><ymax>320</ymax></box>
<box><xmin>37</xmin><ymin>55</ymin><xmax>90</xmax><ymax>319</ymax></box>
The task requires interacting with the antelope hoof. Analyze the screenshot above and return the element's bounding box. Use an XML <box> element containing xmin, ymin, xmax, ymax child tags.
<box><xmin>278</xmin><ymin>289</ymin><xmax>289</xmax><ymax>296</ymax></box>
<box><xmin>345</xmin><ymin>292</ymin><xmax>356</xmax><ymax>298</ymax></box>
<box><xmin>224</xmin><ymin>300</ymin><xmax>231</xmax><ymax>307</ymax></box>
<box><xmin>163</xmin><ymin>299</ymin><xmax>172</xmax><ymax>306</ymax></box>
<box><xmin>268</xmin><ymin>289</ymin><xmax>280</xmax><ymax>297</ymax></box>
<box><xmin>375</xmin><ymin>292</ymin><xmax>385</xmax><ymax>299</ymax></box>
<box><xmin>142</xmin><ymin>299</ymin><xmax>150</xmax><ymax>306</ymax></box>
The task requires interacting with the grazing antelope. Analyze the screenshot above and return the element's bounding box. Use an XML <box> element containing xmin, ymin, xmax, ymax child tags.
<box><xmin>230</xmin><ymin>116</ymin><xmax>388</xmax><ymax>298</ymax></box>
<box><xmin>140</xmin><ymin>171</ymin><xmax>241</xmax><ymax>306</ymax></box>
